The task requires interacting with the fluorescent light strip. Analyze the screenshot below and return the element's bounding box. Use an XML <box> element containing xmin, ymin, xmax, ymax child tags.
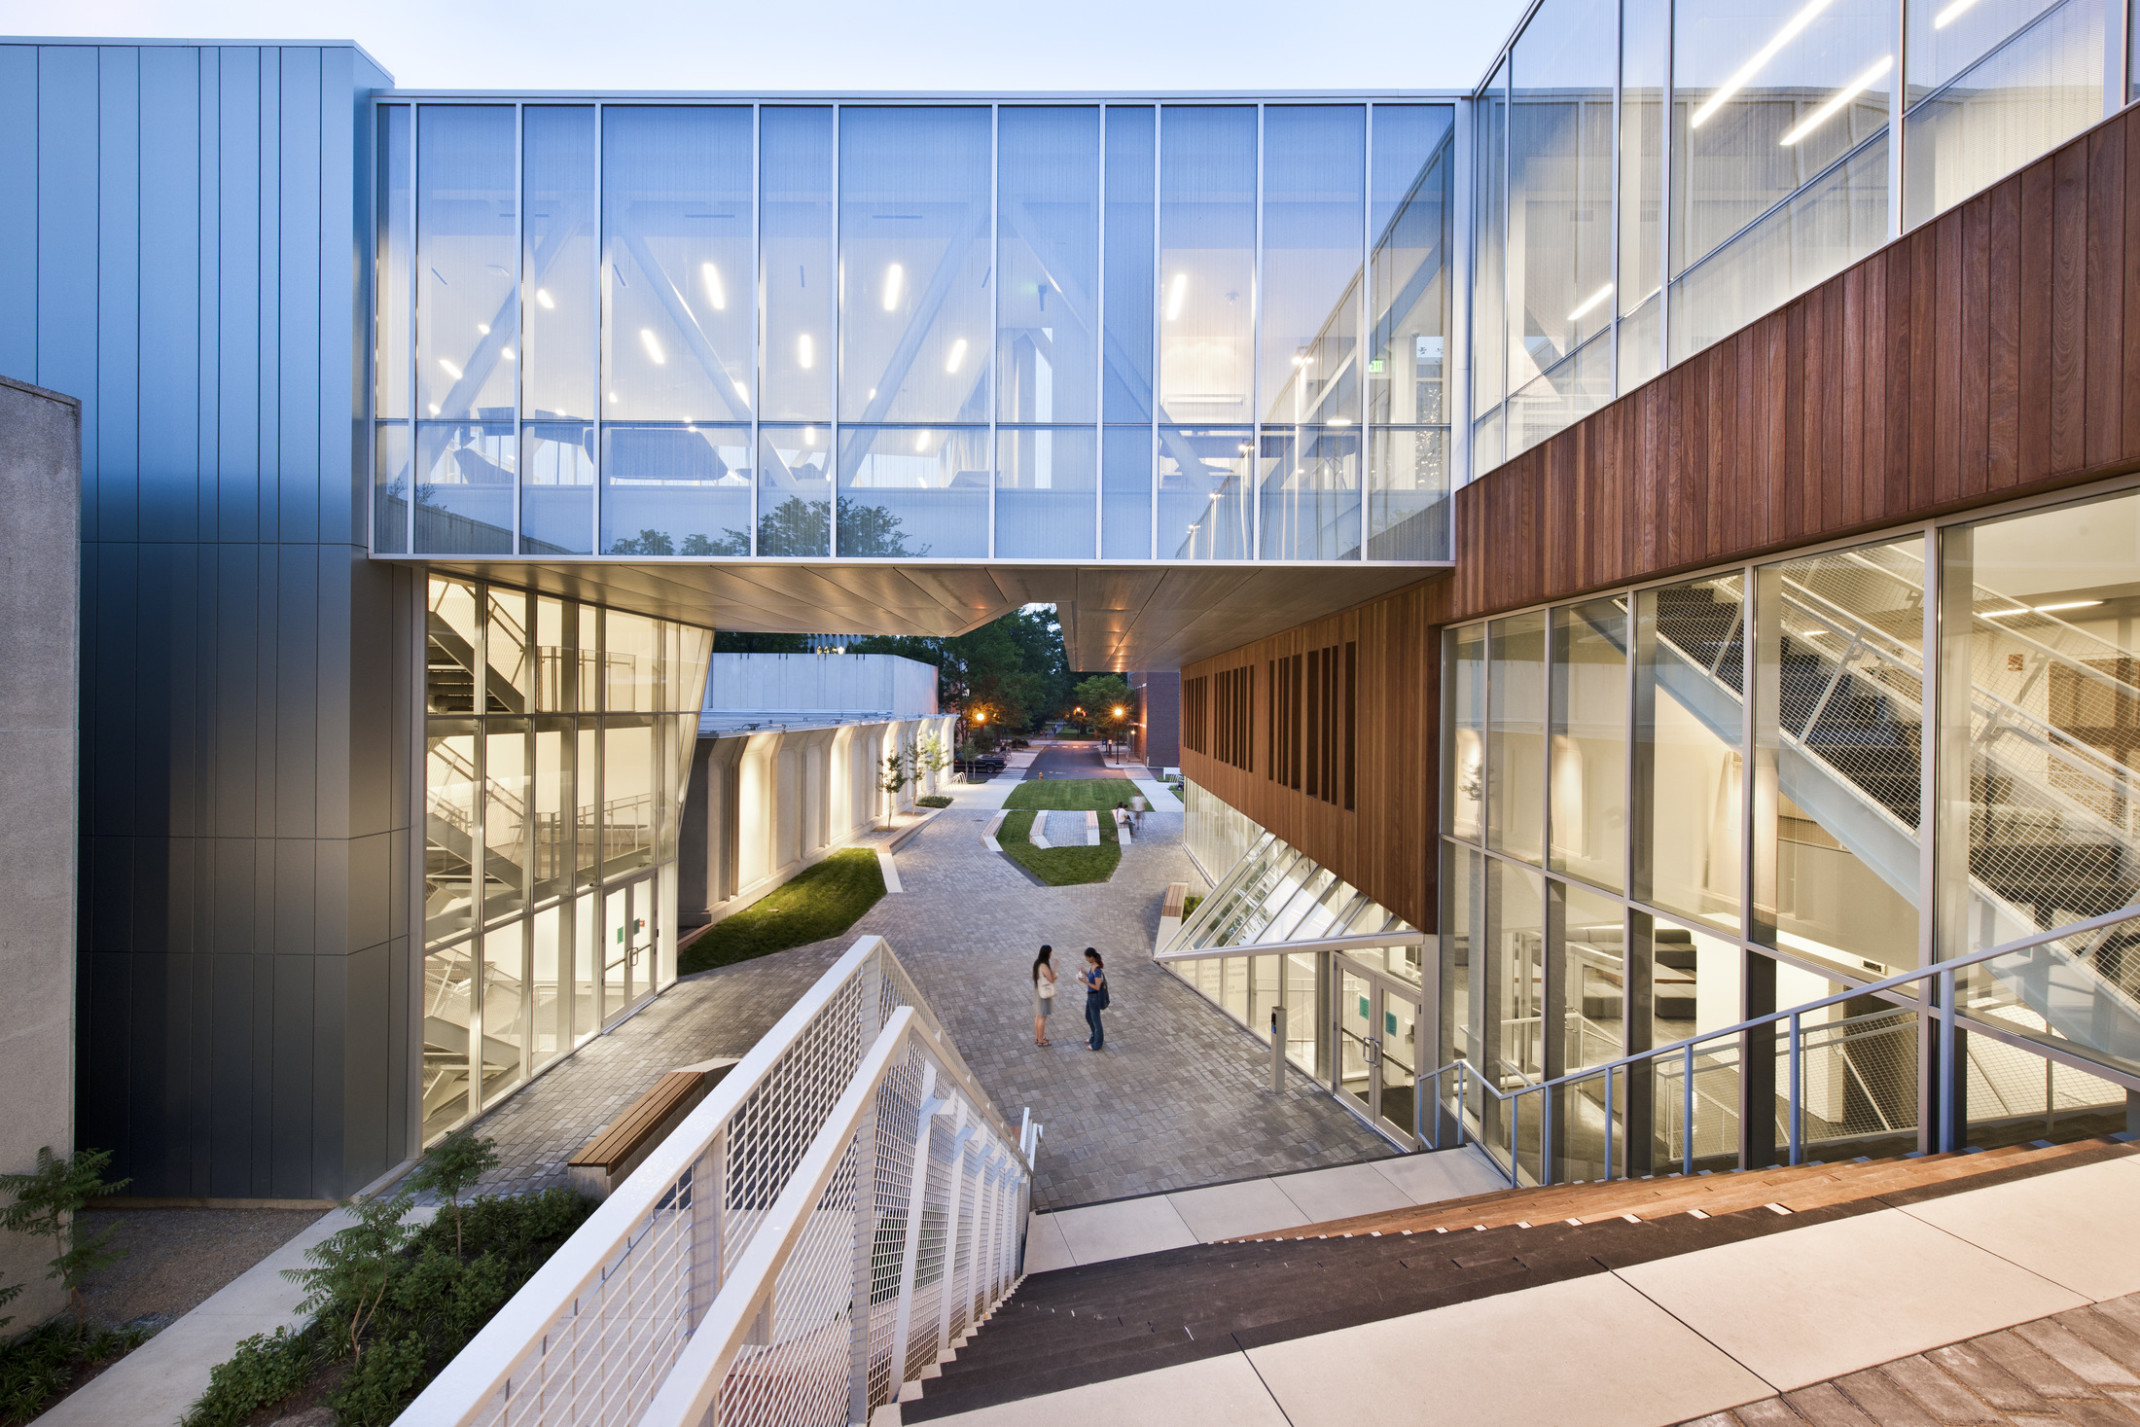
<box><xmin>1779</xmin><ymin>56</ymin><xmax>1894</xmax><ymax>146</ymax></box>
<box><xmin>1691</xmin><ymin>0</ymin><xmax>1836</xmax><ymax>129</ymax></box>
<box><xmin>1165</xmin><ymin>273</ymin><xmax>1188</xmax><ymax>321</ymax></box>
<box><xmin>1932</xmin><ymin>0</ymin><xmax>1980</xmax><ymax>27</ymax></box>
<box><xmin>436</xmin><ymin>358</ymin><xmax>463</xmax><ymax>380</ymax></box>
<box><xmin>535</xmin><ymin>288</ymin><xmax>555</xmax><ymax>310</ymax></box>
<box><xmin>797</xmin><ymin>333</ymin><xmax>815</xmax><ymax>369</ymax></box>
<box><xmin>1984</xmin><ymin>600</ymin><xmax>2104</xmax><ymax>616</ymax></box>
<box><xmin>882</xmin><ymin>263</ymin><xmax>905</xmax><ymax>311</ymax></box>
<box><xmin>640</xmin><ymin>328</ymin><xmax>666</xmax><ymax>365</ymax></box>
<box><xmin>945</xmin><ymin>337</ymin><xmax>968</xmax><ymax>374</ymax></box>
<box><xmin>701</xmin><ymin>263</ymin><xmax>727</xmax><ymax>311</ymax></box>
<box><xmin>1568</xmin><ymin>283</ymin><xmax>1614</xmax><ymax>322</ymax></box>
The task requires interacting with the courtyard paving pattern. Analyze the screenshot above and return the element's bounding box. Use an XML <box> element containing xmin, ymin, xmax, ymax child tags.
<box><xmin>469</xmin><ymin>779</ymin><xmax>1392</xmax><ymax>1209</ymax></box>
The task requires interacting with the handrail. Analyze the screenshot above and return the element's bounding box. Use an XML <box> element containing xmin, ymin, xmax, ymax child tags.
<box><xmin>399</xmin><ymin>934</ymin><xmax>1026</xmax><ymax>1427</ymax></box>
<box><xmin>638</xmin><ymin>1005</ymin><xmax>1016</xmax><ymax>1427</ymax></box>
<box><xmin>1420</xmin><ymin>903</ymin><xmax>2140</xmax><ymax>1186</ymax></box>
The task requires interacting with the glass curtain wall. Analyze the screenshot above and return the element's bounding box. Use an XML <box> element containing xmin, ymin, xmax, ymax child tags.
<box><xmin>423</xmin><ymin>574</ymin><xmax>712</xmax><ymax>1142</ymax></box>
<box><xmin>1470</xmin><ymin>0</ymin><xmax>2119</xmax><ymax>466</ymax></box>
<box><xmin>376</xmin><ymin>100</ymin><xmax>1456</xmax><ymax>564</ymax></box>
<box><xmin>1442</xmin><ymin>489</ymin><xmax>2140</xmax><ymax>1179</ymax></box>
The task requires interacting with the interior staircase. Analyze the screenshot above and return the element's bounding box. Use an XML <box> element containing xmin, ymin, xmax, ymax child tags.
<box><xmin>897</xmin><ymin>1137</ymin><xmax>2137</xmax><ymax>1424</ymax></box>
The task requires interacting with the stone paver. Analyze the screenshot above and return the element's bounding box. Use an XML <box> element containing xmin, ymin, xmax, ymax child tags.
<box><xmin>467</xmin><ymin>776</ymin><xmax>1392</xmax><ymax>1209</ymax></box>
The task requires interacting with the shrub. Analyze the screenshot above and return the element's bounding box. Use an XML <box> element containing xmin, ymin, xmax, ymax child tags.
<box><xmin>0</xmin><ymin>1321</ymin><xmax>143</xmax><ymax>1426</ymax></box>
<box><xmin>0</xmin><ymin>1148</ymin><xmax>130</xmax><ymax>1328</ymax></box>
<box><xmin>181</xmin><ymin>1325</ymin><xmax>320</xmax><ymax>1427</ymax></box>
<box><xmin>916</xmin><ymin>795</ymin><xmax>952</xmax><ymax>808</ymax></box>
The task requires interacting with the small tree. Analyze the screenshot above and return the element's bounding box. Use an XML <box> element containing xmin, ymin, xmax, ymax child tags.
<box><xmin>881</xmin><ymin>748</ymin><xmax>912</xmax><ymax>802</ymax></box>
<box><xmin>0</xmin><ymin>1146</ymin><xmax>131</xmax><ymax>1331</ymax></box>
<box><xmin>914</xmin><ymin>734</ymin><xmax>951</xmax><ymax>790</ymax></box>
<box><xmin>284</xmin><ymin>1189</ymin><xmax>417</xmax><ymax>1365</ymax></box>
<box><xmin>408</xmin><ymin>1128</ymin><xmax>500</xmax><ymax>1258</ymax></box>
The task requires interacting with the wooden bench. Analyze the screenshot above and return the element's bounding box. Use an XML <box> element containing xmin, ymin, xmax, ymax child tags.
<box><xmin>567</xmin><ymin>1057</ymin><xmax>738</xmax><ymax>1200</ymax></box>
<box><xmin>1157</xmin><ymin>881</ymin><xmax>1191</xmax><ymax>953</ymax></box>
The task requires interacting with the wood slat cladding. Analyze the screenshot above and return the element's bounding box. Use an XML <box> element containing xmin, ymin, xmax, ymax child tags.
<box><xmin>1181</xmin><ymin>584</ymin><xmax>1440</xmax><ymax>930</ymax></box>
<box><xmin>1447</xmin><ymin>103</ymin><xmax>2140</xmax><ymax>624</ymax></box>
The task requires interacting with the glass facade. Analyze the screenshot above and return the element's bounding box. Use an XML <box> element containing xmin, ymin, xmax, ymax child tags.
<box><xmin>1472</xmin><ymin>0</ymin><xmax>2116</xmax><ymax>460</ymax></box>
<box><xmin>1442</xmin><ymin>487</ymin><xmax>2140</xmax><ymax>1179</ymax></box>
<box><xmin>423</xmin><ymin>575</ymin><xmax>712</xmax><ymax>1142</ymax></box>
<box><xmin>375</xmin><ymin>101</ymin><xmax>1456</xmax><ymax>564</ymax></box>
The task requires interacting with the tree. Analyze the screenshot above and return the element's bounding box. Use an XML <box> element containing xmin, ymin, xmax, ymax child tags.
<box><xmin>757</xmin><ymin>496</ymin><xmax>830</xmax><ymax>556</ymax></box>
<box><xmin>681</xmin><ymin>530</ymin><xmax>749</xmax><ymax>556</ymax></box>
<box><xmin>0</xmin><ymin>1146</ymin><xmax>131</xmax><ymax>1330</ymax></box>
<box><xmin>1071</xmin><ymin>674</ymin><xmax>1134</xmax><ymax>740</ymax></box>
<box><xmin>283</xmin><ymin>1188</ymin><xmax>418</xmax><ymax>1365</ymax></box>
<box><xmin>408</xmin><ymin>1128</ymin><xmax>499</xmax><ymax>1257</ymax></box>
<box><xmin>881</xmin><ymin>747</ymin><xmax>912</xmax><ymax>802</ymax></box>
<box><xmin>835</xmin><ymin>498</ymin><xmax>930</xmax><ymax>557</ymax></box>
<box><xmin>713</xmin><ymin>630</ymin><xmax>814</xmax><ymax>654</ymax></box>
<box><xmin>851</xmin><ymin>606</ymin><xmax>1072</xmax><ymax>733</ymax></box>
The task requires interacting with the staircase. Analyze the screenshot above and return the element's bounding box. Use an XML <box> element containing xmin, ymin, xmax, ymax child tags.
<box><xmin>899</xmin><ymin>1138</ymin><xmax>2138</xmax><ymax>1423</ymax></box>
<box><xmin>1603</xmin><ymin>566</ymin><xmax>2140</xmax><ymax>1071</ymax></box>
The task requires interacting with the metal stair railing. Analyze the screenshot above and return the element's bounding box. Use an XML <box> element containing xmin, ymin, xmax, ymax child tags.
<box><xmin>399</xmin><ymin>935</ymin><xmax>1033</xmax><ymax>1427</ymax></box>
<box><xmin>1419</xmin><ymin>904</ymin><xmax>2140</xmax><ymax>1189</ymax></box>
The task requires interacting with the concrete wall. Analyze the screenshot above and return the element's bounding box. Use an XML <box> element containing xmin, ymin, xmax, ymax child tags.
<box><xmin>0</xmin><ymin>376</ymin><xmax>81</xmax><ymax>1329</ymax></box>
<box><xmin>705</xmin><ymin>653</ymin><xmax>938</xmax><ymax>717</ymax></box>
<box><xmin>0</xmin><ymin>42</ymin><xmax>417</xmax><ymax>1200</ymax></box>
<box><xmin>678</xmin><ymin>713</ymin><xmax>956</xmax><ymax>927</ymax></box>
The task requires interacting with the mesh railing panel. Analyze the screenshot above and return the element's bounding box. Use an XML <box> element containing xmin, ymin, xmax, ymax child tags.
<box><xmin>903</xmin><ymin>1127</ymin><xmax>956</xmax><ymax>1383</ymax></box>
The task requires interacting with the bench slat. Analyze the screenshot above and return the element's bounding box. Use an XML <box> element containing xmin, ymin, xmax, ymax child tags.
<box><xmin>569</xmin><ymin>1071</ymin><xmax>704</xmax><ymax>1171</ymax></box>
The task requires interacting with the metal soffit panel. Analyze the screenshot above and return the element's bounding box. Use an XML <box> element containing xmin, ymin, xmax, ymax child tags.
<box><xmin>411</xmin><ymin>560</ymin><xmax>1449</xmax><ymax>669</ymax></box>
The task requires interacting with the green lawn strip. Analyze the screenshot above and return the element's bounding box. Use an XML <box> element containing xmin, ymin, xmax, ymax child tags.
<box><xmin>680</xmin><ymin>848</ymin><xmax>886</xmax><ymax>975</ymax></box>
<box><xmin>1002</xmin><ymin>778</ymin><xmax>1145</xmax><ymax>814</ymax></box>
<box><xmin>996</xmin><ymin>806</ymin><xmax>1120</xmax><ymax>886</ymax></box>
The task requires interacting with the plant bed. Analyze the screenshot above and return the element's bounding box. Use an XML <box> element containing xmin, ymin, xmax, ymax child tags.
<box><xmin>916</xmin><ymin>794</ymin><xmax>952</xmax><ymax>808</ymax></box>
<box><xmin>0</xmin><ymin>1321</ymin><xmax>144</xmax><ymax>1426</ymax></box>
<box><xmin>680</xmin><ymin>848</ymin><xmax>886</xmax><ymax>974</ymax></box>
<box><xmin>996</xmin><ymin>808</ymin><xmax>1120</xmax><ymax>887</ymax></box>
<box><xmin>183</xmin><ymin>1183</ymin><xmax>592</xmax><ymax>1427</ymax></box>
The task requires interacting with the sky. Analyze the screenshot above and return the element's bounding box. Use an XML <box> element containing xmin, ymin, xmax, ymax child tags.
<box><xmin>0</xmin><ymin>0</ymin><xmax>1526</xmax><ymax>92</ymax></box>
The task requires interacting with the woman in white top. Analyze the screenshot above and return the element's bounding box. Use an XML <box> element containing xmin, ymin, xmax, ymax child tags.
<box><xmin>1031</xmin><ymin>945</ymin><xmax>1058</xmax><ymax>1047</ymax></box>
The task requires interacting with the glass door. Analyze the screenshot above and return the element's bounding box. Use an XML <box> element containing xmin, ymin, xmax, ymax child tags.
<box><xmin>1335</xmin><ymin>958</ymin><xmax>1426</xmax><ymax>1149</ymax></box>
<box><xmin>602</xmin><ymin>884</ymin><xmax>634</xmax><ymax>1025</ymax></box>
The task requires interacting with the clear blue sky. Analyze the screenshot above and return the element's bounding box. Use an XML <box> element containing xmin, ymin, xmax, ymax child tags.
<box><xmin>0</xmin><ymin>0</ymin><xmax>1525</xmax><ymax>91</ymax></box>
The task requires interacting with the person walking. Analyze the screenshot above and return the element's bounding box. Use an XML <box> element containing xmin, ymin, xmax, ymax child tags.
<box><xmin>1032</xmin><ymin>945</ymin><xmax>1057</xmax><ymax>1047</ymax></box>
<box><xmin>1080</xmin><ymin>949</ymin><xmax>1109</xmax><ymax>1051</ymax></box>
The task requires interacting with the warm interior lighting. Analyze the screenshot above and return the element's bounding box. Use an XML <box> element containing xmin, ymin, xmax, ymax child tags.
<box><xmin>535</xmin><ymin>288</ymin><xmax>555</xmax><ymax>310</ymax></box>
<box><xmin>798</xmin><ymin>333</ymin><xmax>815</xmax><ymax>369</ymax></box>
<box><xmin>1690</xmin><ymin>0</ymin><xmax>1835</xmax><ymax>129</ymax></box>
<box><xmin>1568</xmin><ymin>283</ymin><xmax>1615</xmax><ymax>322</ymax></box>
<box><xmin>1985</xmin><ymin>600</ymin><xmax>2105</xmax><ymax>616</ymax></box>
<box><xmin>1165</xmin><ymin>273</ymin><xmax>1188</xmax><ymax>321</ymax></box>
<box><xmin>639</xmin><ymin>329</ymin><xmax>666</xmax><ymax>365</ymax></box>
<box><xmin>1932</xmin><ymin>0</ymin><xmax>1980</xmax><ymax>27</ymax></box>
<box><xmin>701</xmin><ymin>262</ymin><xmax>726</xmax><ymax>310</ymax></box>
<box><xmin>437</xmin><ymin>358</ymin><xmax>463</xmax><ymax>380</ymax></box>
<box><xmin>1779</xmin><ymin>56</ymin><xmax>1893</xmax><ymax>146</ymax></box>
<box><xmin>945</xmin><ymin>338</ymin><xmax>968</xmax><ymax>374</ymax></box>
<box><xmin>882</xmin><ymin>263</ymin><xmax>905</xmax><ymax>311</ymax></box>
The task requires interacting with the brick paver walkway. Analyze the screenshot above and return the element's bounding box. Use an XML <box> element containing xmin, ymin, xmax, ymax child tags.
<box><xmin>1680</xmin><ymin>1292</ymin><xmax>2140</xmax><ymax>1426</ymax></box>
<box><xmin>468</xmin><ymin>786</ymin><xmax>1392</xmax><ymax>1209</ymax></box>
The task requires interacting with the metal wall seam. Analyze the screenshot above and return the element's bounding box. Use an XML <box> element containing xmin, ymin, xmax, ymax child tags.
<box><xmin>830</xmin><ymin>102</ymin><xmax>841</xmax><ymax>560</ymax></box>
<box><xmin>750</xmin><ymin>102</ymin><xmax>762</xmax><ymax>558</ymax></box>
<box><xmin>1608</xmin><ymin>3</ymin><xmax>1625</xmax><ymax>410</ymax></box>
<box><xmin>1252</xmin><ymin>102</ymin><xmax>1264</xmax><ymax>562</ymax></box>
<box><xmin>405</xmin><ymin>102</ymin><xmax>418</xmax><ymax>553</ymax></box>
<box><xmin>1360</xmin><ymin>104</ymin><xmax>1373</xmax><ymax>562</ymax></box>
<box><xmin>1095</xmin><ymin>103</ymin><xmax>1107</xmax><ymax>561</ymax></box>
<box><xmin>591</xmin><ymin>102</ymin><xmax>605</xmax><ymax>558</ymax></box>
<box><xmin>1657</xmin><ymin>0</ymin><xmax>1674</xmax><ymax>379</ymax></box>
<box><xmin>512</xmin><ymin>102</ymin><xmax>524</xmax><ymax>554</ymax></box>
<box><xmin>1890</xmin><ymin>0</ymin><xmax>1907</xmax><ymax>242</ymax></box>
<box><xmin>988</xmin><ymin>102</ymin><xmax>999</xmax><ymax>562</ymax></box>
<box><xmin>1150</xmin><ymin>104</ymin><xmax>1161</xmax><ymax>564</ymax></box>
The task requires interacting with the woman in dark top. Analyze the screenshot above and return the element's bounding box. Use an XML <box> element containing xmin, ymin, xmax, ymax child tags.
<box><xmin>1080</xmin><ymin>948</ymin><xmax>1108</xmax><ymax>1051</ymax></box>
<box><xmin>1032</xmin><ymin>945</ymin><xmax>1057</xmax><ymax>1047</ymax></box>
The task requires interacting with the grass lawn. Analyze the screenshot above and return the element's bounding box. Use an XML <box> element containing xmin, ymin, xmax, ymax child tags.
<box><xmin>1003</xmin><ymin>778</ymin><xmax>1145</xmax><ymax>813</ymax></box>
<box><xmin>997</xmin><ymin>807</ymin><xmax>1121</xmax><ymax>886</ymax></box>
<box><xmin>680</xmin><ymin>848</ymin><xmax>886</xmax><ymax>974</ymax></box>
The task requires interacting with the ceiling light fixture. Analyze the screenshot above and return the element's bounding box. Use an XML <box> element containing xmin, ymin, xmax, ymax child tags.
<box><xmin>1691</xmin><ymin>0</ymin><xmax>1836</xmax><ymax>128</ymax></box>
<box><xmin>1932</xmin><ymin>0</ymin><xmax>1980</xmax><ymax>26</ymax></box>
<box><xmin>1984</xmin><ymin>599</ymin><xmax>2105</xmax><ymax>616</ymax></box>
<box><xmin>798</xmin><ymin>333</ymin><xmax>815</xmax><ymax>369</ymax></box>
<box><xmin>640</xmin><ymin>329</ymin><xmax>666</xmax><ymax>365</ymax></box>
<box><xmin>1165</xmin><ymin>273</ymin><xmax>1188</xmax><ymax>321</ymax></box>
<box><xmin>1568</xmin><ymin>283</ymin><xmax>1615</xmax><ymax>322</ymax></box>
<box><xmin>701</xmin><ymin>262</ymin><xmax>726</xmax><ymax>311</ymax></box>
<box><xmin>437</xmin><ymin>358</ymin><xmax>463</xmax><ymax>380</ymax></box>
<box><xmin>1779</xmin><ymin>56</ymin><xmax>1893</xmax><ymax>146</ymax></box>
<box><xmin>535</xmin><ymin>288</ymin><xmax>555</xmax><ymax>310</ymax></box>
<box><xmin>945</xmin><ymin>337</ymin><xmax>968</xmax><ymax>374</ymax></box>
<box><xmin>883</xmin><ymin>263</ymin><xmax>905</xmax><ymax>311</ymax></box>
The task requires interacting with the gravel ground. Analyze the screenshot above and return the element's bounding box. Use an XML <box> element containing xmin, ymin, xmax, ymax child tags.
<box><xmin>71</xmin><ymin>1207</ymin><xmax>328</xmax><ymax>1334</ymax></box>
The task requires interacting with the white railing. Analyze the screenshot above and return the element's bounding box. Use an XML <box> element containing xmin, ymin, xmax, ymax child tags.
<box><xmin>401</xmin><ymin>936</ymin><xmax>1034</xmax><ymax>1427</ymax></box>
